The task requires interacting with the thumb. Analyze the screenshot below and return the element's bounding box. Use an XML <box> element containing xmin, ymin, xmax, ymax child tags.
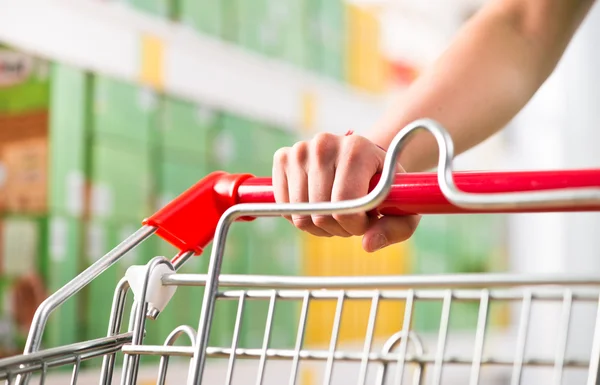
<box><xmin>362</xmin><ymin>214</ymin><xmax>421</xmax><ymax>253</ymax></box>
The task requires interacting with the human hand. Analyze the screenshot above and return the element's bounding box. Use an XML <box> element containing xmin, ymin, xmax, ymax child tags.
<box><xmin>272</xmin><ymin>132</ymin><xmax>421</xmax><ymax>252</ymax></box>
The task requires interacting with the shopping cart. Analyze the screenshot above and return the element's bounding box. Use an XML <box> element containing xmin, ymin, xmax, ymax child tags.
<box><xmin>2</xmin><ymin>118</ymin><xmax>600</xmax><ymax>385</ymax></box>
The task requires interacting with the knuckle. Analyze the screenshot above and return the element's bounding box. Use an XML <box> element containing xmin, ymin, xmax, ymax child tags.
<box><xmin>342</xmin><ymin>135</ymin><xmax>369</xmax><ymax>162</ymax></box>
<box><xmin>273</xmin><ymin>147</ymin><xmax>290</xmax><ymax>166</ymax></box>
<box><xmin>292</xmin><ymin>215</ymin><xmax>313</xmax><ymax>231</ymax></box>
<box><xmin>311</xmin><ymin>215</ymin><xmax>332</xmax><ymax>229</ymax></box>
<box><xmin>291</xmin><ymin>141</ymin><xmax>309</xmax><ymax>164</ymax></box>
<box><xmin>311</xmin><ymin>133</ymin><xmax>337</xmax><ymax>156</ymax></box>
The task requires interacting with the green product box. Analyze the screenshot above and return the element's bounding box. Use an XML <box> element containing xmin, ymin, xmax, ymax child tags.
<box><xmin>126</xmin><ymin>0</ymin><xmax>173</xmax><ymax>19</ymax></box>
<box><xmin>241</xmin><ymin>217</ymin><xmax>300</xmax><ymax>349</ymax></box>
<box><xmin>0</xmin><ymin>215</ymin><xmax>44</xmax><ymax>352</ymax></box>
<box><xmin>236</xmin><ymin>0</ymin><xmax>268</xmax><ymax>53</ymax></box>
<box><xmin>319</xmin><ymin>0</ymin><xmax>346</xmax><ymax>80</ymax></box>
<box><xmin>161</xmin><ymin>97</ymin><xmax>215</xmax><ymax>156</ymax></box>
<box><xmin>84</xmin><ymin>219</ymin><xmax>121</xmax><ymax>341</ymax></box>
<box><xmin>252</xmin><ymin>124</ymin><xmax>297</xmax><ymax>174</ymax></box>
<box><xmin>44</xmin><ymin>215</ymin><xmax>82</xmax><ymax>348</ymax></box>
<box><xmin>279</xmin><ymin>0</ymin><xmax>309</xmax><ymax>67</ymax></box>
<box><xmin>48</xmin><ymin>64</ymin><xmax>89</xmax><ymax>216</ymax></box>
<box><xmin>221</xmin><ymin>0</ymin><xmax>239</xmax><ymax>43</ymax></box>
<box><xmin>93</xmin><ymin>76</ymin><xmax>158</xmax><ymax>146</ymax></box>
<box><xmin>209</xmin><ymin>113</ymin><xmax>259</xmax><ymax>174</ymax></box>
<box><xmin>0</xmin><ymin>46</ymin><xmax>50</xmax><ymax>114</ymax></box>
<box><xmin>89</xmin><ymin>138</ymin><xmax>154</xmax><ymax>222</ymax></box>
<box><xmin>179</xmin><ymin>0</ymin><xmax>223</xmax><ymax>36</ymax></box>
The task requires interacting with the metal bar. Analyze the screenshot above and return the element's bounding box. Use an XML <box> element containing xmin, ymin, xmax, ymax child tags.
<box><xmin>69</xmin><ymin>357</ymin><xmax>81</xmax><ymax>385</ymax></box>
<box><xmin>0</xmin><ymin>333</ymin><xmax>133</xmax><ymax>372</ymax></box>
<box><xmin>0</xmin><ymin>344</ymin><xmax>128</xmax><ymax>381</ymax></box>
<box><xmin>511</xmin><ymin>290</ymin><xmax>533</xmax><ymax>385</ymax></box>
<box><xmin>163</xmin><ymin>272</ymin><xmax>600</xmax><ymax>290</ymax></box>
<box><xmin>393</xmin><ymin>290</ymin><xmax>415</xmax><ymax>385</ymax></box>
<box><xmin>433</xmin><ymin>291</ymin><xmax>452</xmax><ymax>385</ymax></box>
<box><xmin>121</xmin><ymin>344</ymin><xmax>592</xmax><ymax>368</ymax></box>
<box><xmin>324</xmin><ymin>291</ymin><xmax>345</xmax><ymax>385</ymax></box>
<box><xmin>586</xmin><ymin>294</ymin><xmax>600</xmax><ymax>385</ymax></box>
<box><xmin>470</xmin><ymin>290</ymin><xmax>490</xmax><ymax>385</ymax></box>
<box><xmin>16</xmin><ymin>225</ymin><xmax>154</xmax><ymax>385</ymax></box>
<box><xmin>358</xmin><ymin>292</ymin><xmax>380</xmax><ymax>385</ymax></box>
<box><xmin>289</xmin><ymin>292</ymin><xmax>310</xmax><ymax>385</ymax></box>
<box><xmin>554</xmin><ymin>290</ymin><xmax>573</xmax><ymax>385</ymax></box>
<box><xmin>99</xmin><ymin>278</ymin><xmax>131</xmax><ymax>385</ymax></box>
<box><xmin>156</xmin><ymin>325</ymin><xmax>197</xmax><ymax>385</ymax></box>
<box><xmin>256</xmin><ymin>291</ymin><xmax>277</xmax><ymax>385</ymax></box>
<box><xmin>225</xmin><ymin>293</ymin><xmax>246</xmax><ymax>385</ymax></box>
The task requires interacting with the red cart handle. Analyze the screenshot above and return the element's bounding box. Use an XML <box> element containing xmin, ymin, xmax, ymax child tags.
<box><xmin>144</xmin><ymin>169</ymin><xmax>600</xmax><ymax>255</ymax></box>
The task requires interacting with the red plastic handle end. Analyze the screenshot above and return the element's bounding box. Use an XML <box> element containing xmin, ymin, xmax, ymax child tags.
<box><xmin>143</xmin><ymin>171</ymin><xmax>254</xmax><ymax>255</ymax></box>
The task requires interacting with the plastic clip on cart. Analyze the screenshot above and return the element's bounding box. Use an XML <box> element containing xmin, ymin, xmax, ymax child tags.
<box><xmin>2</xmin><ymin>119</ymin><xmax>600</xmax><ymax>385</ymax></box>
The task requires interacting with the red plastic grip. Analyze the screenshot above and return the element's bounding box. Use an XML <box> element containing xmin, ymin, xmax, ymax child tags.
<box><xmin>143</xmin><ymin>171</ymin><xmax>254</xmax><ymax>255</ymax></box>
<box><xmin>239</xmin><ymin>169</ymin><xmax>600</xmax><ymax>214</ymax></box>
<box><xmin>146</xmin><ymin>169</ymin><xmax>600</xmax><ymax>255</ymax></box>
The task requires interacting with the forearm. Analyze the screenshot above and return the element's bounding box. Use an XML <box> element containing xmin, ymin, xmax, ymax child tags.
<box><xmin>365</xmin><ymin>0</ymin><xmax>595</xmax><ymax>172</ymax></box>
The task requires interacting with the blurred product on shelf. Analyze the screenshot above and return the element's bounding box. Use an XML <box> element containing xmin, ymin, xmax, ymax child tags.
<box><xmin>3</xmin><ymin>137</ymin><xmax>48</xmax><ymax>213</ymax></box>
<box><xmin>345</xmin><ymin>4</ymin><xmax>389</xmax><ymax>93</ymax></box>
<box><xmin>0</xmin><ymin>45</ymin><xmax>50</xmax><ymax>214</ymax></box>
<box><xmin>302</xmin><ymin>234</ymin><xmax>411</xmax><ymax>347</ymax></box>
<box><xmin>178</xmin><ymin>0</ymin><xmax>223</xmax><ymax>36</ymax></box>
<box><xmin>411</xmin><ymin>214</ymin><xmax>509</xmax><ymax>333</ymax></box>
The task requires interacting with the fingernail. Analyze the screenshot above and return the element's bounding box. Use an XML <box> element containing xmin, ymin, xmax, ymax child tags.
<box><xmin>368</xmin><ymin>234</ymin><xmax>387</xmax><ymax>252</ymax></box>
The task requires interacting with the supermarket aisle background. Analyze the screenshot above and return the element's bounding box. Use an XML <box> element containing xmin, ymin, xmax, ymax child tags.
<box><xmin>0</xmin><ymin>0</ymin><xmax>598</xmax><ymax>383</ymax></box>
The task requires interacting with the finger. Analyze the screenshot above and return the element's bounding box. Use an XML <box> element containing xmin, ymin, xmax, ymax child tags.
<box><xmin>362</xmin><ymin>214</ymin><xmax>421</xmax><ymax>253</ymax></box>
<box><xmin>308</xmin><ymin>134</ymin><xmax>351</xmax><ymax>237</ymax></box>
<box><xmin>331</xmin><ymin>136</ymin><xmax>385</xmax><ymax>236</ymax></box>
<box><xmin>272</xmin><ymin>148</ymin><xmax>292</xmax><ymax>222</ymax></box>
<box><xmin>288</xmin><ymin>142</ymin><xmax>332</xmax><ymax>237</ymax></box>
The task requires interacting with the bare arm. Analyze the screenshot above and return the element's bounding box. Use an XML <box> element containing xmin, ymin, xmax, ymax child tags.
<box><xmin>273</xmin><ymin>0</ymin><xmax>596</xmax><ymax>252</ymax></box>
<box><xmin>367</xmin><ymin>0</ymin><xmax>596</xmax><ymax>172</ymax></box>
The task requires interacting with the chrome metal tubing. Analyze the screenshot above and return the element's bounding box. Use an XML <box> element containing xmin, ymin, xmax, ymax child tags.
<box><xmin>15</xmin><ymin>226</ymin><xmax>155</xmax><ymax>385</ymax></box>
<box><xmin>182</xmin><ymin>119</ymin><xmax>600</xmax><ymax>383</ymax></box>
<box><xmin>0</xmin><ymin>333</ymin><xmax>133</xmax><ymax>380</ymax></box>
<box><xmin>163</xmin><ymin>272</ymin><xmax>600</xmax><ymax>290</ymax></box>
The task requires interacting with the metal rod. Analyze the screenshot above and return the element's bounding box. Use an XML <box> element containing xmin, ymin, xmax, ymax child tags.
<box><xmin>213</xmin><ymin>287</ymin><xmax>600</xmax><ymax>303</ymax></box>
<box><xmin>469</xmin><ymin>290</ymin><xmax>490</xmax><ymax>385</ymax></box>
<box><xmin>156</xmin><ymin>325</ymin><xmax>197</xmax><ymax>385</ymax></box>
<box><xmin>586</xmin><ymin>294</ymin><xmax>600</xmax><ymax>385</ymax></box>
<box><xmin>15</xmin><ymin>226</ymin><xmax>155</xmax><ymax>385</ymax></box>
<box><xmin>511</xmin><ymin>290</ymin><xmax>532</xmax><ymax>385</ymax></box>
<box><xmin>553</xmin><ymin>290</ymin><xmax>573</xmax><ymax>385</ymax></box>
<box><xmin>433</xmin><ymin>290</ymin><xmax>452</xmax><ymax>385</ymax></box>
<box><xmin>324</xmin><ymin>291</ymin><xmax>345</xmax><ymax>385</ymax></box>
<box><xmin>358</xmin><ymin>292</ymin><xmax>380</xmax><ymax>385</ymax></box>
<box><xmin>393</xmin><ymin>290</ymin><xmax>415</xmax><ymax>385</ymax></box>
<box><xmin>121</xmin><ymin>344</ymin><xmax>592</xmax><ymax>368</ymax></box>
<box><xmin>225</xmin><ymin>293</ymin><xmax>246</xmax><ymax>385</ymax></box>
<box><xmin>163</xmin><ymin>272</ymin><xmax>600</xmax><ymax>289</ymax></box>
<box><xmin>256</xmin><ymin>291</ymin><xmax>277</xmax><ymax>385</ymax></box>
<box><xmin>289</xmin><ymin>292</ymin><xmax>310</xmax><ymax>385</ymax></box>
<box><xmin>99</xmin><ymin>278</ymin><xmax>131</xmax><ymax>385</ymax></box>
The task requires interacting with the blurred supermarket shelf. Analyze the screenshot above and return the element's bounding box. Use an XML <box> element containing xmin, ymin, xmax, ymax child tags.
<box><xmin>0</xmin><ymin>0</ymin><xmax>385</xmax><ymax>135</ymax></box>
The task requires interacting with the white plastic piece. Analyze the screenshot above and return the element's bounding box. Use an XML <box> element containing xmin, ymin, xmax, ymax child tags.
<box><xmin>125</xmin><ymin>262</ymin><xmax>177</xmax><ymax>313</ymax></box>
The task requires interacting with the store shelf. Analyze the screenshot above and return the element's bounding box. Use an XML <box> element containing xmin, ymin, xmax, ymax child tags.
<box><xmin>0</xmin><ymin>0</ymin><xmax>385</xmax><ymax>135</ymax></box>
